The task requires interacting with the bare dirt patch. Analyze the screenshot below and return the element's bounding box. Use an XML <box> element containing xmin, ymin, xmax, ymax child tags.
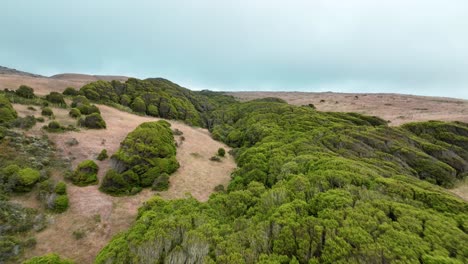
<box><xmin>12</xmin><ymin>104</ymin><xmax>235</xmax><ymax>263</ymax></box>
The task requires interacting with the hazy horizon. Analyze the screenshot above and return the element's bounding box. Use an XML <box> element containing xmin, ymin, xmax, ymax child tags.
<box><xmin>2</xmin><ymin>0</ymin><xmax>468</xmax><ymax>99</ymax></box>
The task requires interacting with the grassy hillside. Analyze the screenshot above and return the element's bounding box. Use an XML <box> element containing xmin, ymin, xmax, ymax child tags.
<box><xmin>96</xmin><ymin>99</ymin><xmax>468</xmax><ymax>263</ymax></box>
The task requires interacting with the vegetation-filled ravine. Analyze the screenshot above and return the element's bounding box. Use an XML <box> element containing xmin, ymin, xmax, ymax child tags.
<box><xmin>1</xmin><ymin>78</ymin><xmax>467</xmax><ymax>264</ymax></box>
<box><xmin>95</xmin><ymin>96</ymin><xmax>467</xmax><ymax>263</ymax></box>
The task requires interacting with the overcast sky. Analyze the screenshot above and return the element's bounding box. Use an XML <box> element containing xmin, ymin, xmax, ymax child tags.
<box><xmin>1</xmin><ymin>0</ymin><xmax>468</xmax><ymax>98</ymax></box>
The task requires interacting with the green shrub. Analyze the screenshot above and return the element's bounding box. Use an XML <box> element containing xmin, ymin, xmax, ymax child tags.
<box><xmin>53</xmin><ymin>195</ymin><xmax>69</xmax><ymax>213</ymax></box>
<box><xmin>131</xmin><ymin>97</ymin><xmax>146</xmax><ymax>113</ymax></box>
<box><xmin>217</xmin><ymin>147</ymin><xmax>226</xmax><ymax>157</ymax></box>
<box><xmin>0</xmin><ymin>94</ymin><xmax>18</xmax><ymax>123</ymax></box>
<box><xmin>54</xmin><ymin>182</ymin><xmax>67</xmax><ymax>195</ymax></box>
<box><xmin>97</xmin><ymin>149</ymin><xmax>108</xmax><ymax>161</ymax></box>
<box><xmin>63</xmin><ymin>87</ymin><xmax>79</xmax><ymax>96</ymax></box>
<box><xmin>48</xmin><ymin>121</ymin><xmax>61</xmax><ymax>130</ymax></box>
<box><xmin>14</xmin><ymin>167</ymin><xmax>40</xmax><ymax>192</ymax></box>
<box><xmin>23</xmin><ymin>253</ymin><xmax>74</xmax><ymax>264</ymax></box>
<box><xmin>41</xmin><ymin>107</ymin><xmax>53</xmax><ymax>116</ymax></box>
<box><xmin>35</xmin><ymin>117</ymin><xmax>45</xmax><ymax>122</ymax></box>
<box><xmin>15</xmin><ymin>85</ymin><xmax>35</xmax><ymax>98</ymax></box>
<box><xmin>70</xmin><ymin>95</ymin><xmax>90</xmax><ymax>108</ymax></box>
<box><xmin>71</xmin><ymin>160</ymin><xmax>99</xmax><ymax>186</ymax></box>
<box><xmin>79</xmin><ymin>113</ymin><xmax>106</xmax><ymax>129</ymax></box>
<box><xmin>100</xmin><ymin>169</ymin><xmax>140</xmax><ymax>195</ymax></box>
<box><xmin>45</xmin><ymin>92</ymin><xmax>66</xmax><ymax>106</ymax></box>
<box><xmin>68</xmin><ymin>108</ymin><xmax>81</xmax><ymax>118</ymax></box>
<box><xmin>77</xmin><ymin>104</ymin><xmax>100</xmax><ymax>115</ymax></box>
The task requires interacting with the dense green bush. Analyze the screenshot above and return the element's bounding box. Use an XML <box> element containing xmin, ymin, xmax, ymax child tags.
<box><xmin>53</xmin><ymin>195</ymin><xmax>69</xmax><ymax>213</ymax></box>
<box><xmin>45</xmin><ymin>92</ymin><xmax>66</xmax><ymax>106</ymax></box>
<box><xmin>68</xmin><ymin>108</ymin><xmax>81</xmax><ymax>118</ymax></box>
<box><xmin>0</xmin><ymin>94</ymin><xmax>18</xmax><ymax>123</ymax></box>
<box><xmin>15</xmin><ymin>85</ymin><xmax>35</xmax><ymax>99</ymax></box>
<box><xmin>71</xmin><ymin>160</ymin><xmax>99</xmax><ymax>186</ymax></box>
<box><xmin>130</xmin><ymin>97</ymin><xmax>146</xmax><ymax>113</ymax></box>
<box><xmin>97</xmin><ymin>149</ymin><xmax>108</xmax><ymax>161</ymax></box>
<box><xmin>100</xmin><ymin>121</ymin><xmax>178</xmax><ymax>195</ymax></box>
<box><xmin>13</xmin><ymin>168</ymin><xmax>40</xmax><ymax>192</ymax></box>
<box><xmin>23</xmin><ymin>253</ymin><xmax>74</xmax><ymax>264</ymax></box>
<box><xmin>48</xmin><ymin>121</ymin><xmax>61</xmax><ymax>130</ymax></box>
<box><xmin>63</xmin><ymin>87</ymin><xmax>79</xmax><ymax>96</ymax></box>
<box><xmin>78</xmin><ymin>113</ymin><xmax>106</xmax><ymax>129</ymax></box>
<box><xmin>70</xmin><ymin>95</ymin><xmax>90</xmax><ymax>108</ymax></box>
<box><xmin>54</xmin><ymin>181</ymin><xmax>67</xmax><ymax>195</ymax></box>
<box><xmin>41</xmin><ymin>107</ymin><xmax>53</xmax><ymax>117</ymax></box>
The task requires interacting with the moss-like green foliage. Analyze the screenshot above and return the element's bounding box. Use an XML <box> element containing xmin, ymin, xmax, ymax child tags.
<box><xmin>97</xmin><ymin>149</ymin><xmax>108</xmax><ymax>161</ymax></box>
<box><xmin>0</xmin><ymin>94</ymin><xmax>18</xmax><ymax>123</ymax></box>
<box><xmin>71</xmin><ymin>160</ymin><xmax>99</xmax><ymax>186</ymax></box>
<box><xmin>68</xmin><ymin>108</ymin><xmax>81</xmax><ymax>118</ymax></box>
<box><xmin>62</xmin><ymin>87</ymin><xmax>79</xmax><ymax>96</ymax></box>
<box><xmin>100</xmin><ymin>121</ymin><xmax>178</xmax><ymax>195</ymax></box>
<box><xmin>41</xmin><ymin>107</ymin><xmax>53</xmax><ymax>117</ymax></box>
<box><xmin>54</xmin><ymin>182</ymin><xmax>67</xmax><ymax>195</ymax></box>
<box><xmin>23</xmin><ymin>253</ymin><xmax>74</xmax><ymax>264</ymax></box>
<box><xmin>97</xmin><ymin>100</ymin><xmax>468</xmax><ymax>264</ymax></box>
<box><xmin>53</xmin><ymin>195</ymin><xmax>69</xmax><ymax>213</ymax></box>
<box><xmin>78</xmin><ymin>113</ymin><xmax>106</xmax><ymax>129</ymax></box>
<box><xmin>45</xmin><ymin>92</ymin><xmax>66</xmax><ymax>106</ymax></box>
<box><xmin>14</xmin><ymin>168</ymin><xmax>40</xmax><ymax>192</ymax></box>
<box><xmin>15</xmin><ymin>85</ymin><xmax>35</xmax><ymax>99</ymax></box>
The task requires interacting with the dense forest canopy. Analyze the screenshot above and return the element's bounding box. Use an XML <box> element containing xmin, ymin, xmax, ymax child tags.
<box><xmin>96</xmin><ymin>97</ymin><xmax>468</xmax><ymax>263</ymax></box>
<box><xmin>78</xmin><ymin>78</ymin><xmax>236</xmax><ymax>127</ymax></box>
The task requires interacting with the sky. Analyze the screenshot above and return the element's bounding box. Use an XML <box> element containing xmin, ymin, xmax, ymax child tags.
<box><xmin>1</xmin><ymin>0</ymin><xmax>468</xmax><ymax>98</ymax></box>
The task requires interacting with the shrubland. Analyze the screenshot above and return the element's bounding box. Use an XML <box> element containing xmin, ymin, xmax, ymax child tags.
<box><xmin>76</xmin><ymin>78</ymin><xmax>236</xmax><ymax>126</ymax></box>
<box><xmin>96</xmin><ymin>99</ymin><xmax>468</xmax><ymax>264</ymax></box>
<box><xmin>0</xmin><ymin>96</ymin><xmax>70</xmax><ymax>262</ymax></box>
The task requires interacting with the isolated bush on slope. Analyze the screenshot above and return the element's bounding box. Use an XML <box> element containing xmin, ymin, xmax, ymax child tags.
<box><xmin>100</xmin><ymin>120</ymin><xmax>179</xmax><ymax>195</ymax></box>
<box><xmin>78</xmin><ymin>113</ymin><xmax>106</xmax><ymax>129</ymax></box>
<box><xmin>15</xmin><ymin>85</ymin><xmax>35</xmax><ymax>99</ymax></box>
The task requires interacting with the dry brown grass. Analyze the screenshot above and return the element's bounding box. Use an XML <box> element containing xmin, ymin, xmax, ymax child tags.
<box><xmin>11</xmin><ymin>104</ymin><xmax>235</xmax><ymax>264</ymax></box>
<box><xmin>0</xmin><ymin>74</ymin><xmax>127</xmax><ymax>96</ymax></box>
<box><xmin>227</xmin><ymin>92</ymin><xmax>468</xmax><ymax>126</ymax></box>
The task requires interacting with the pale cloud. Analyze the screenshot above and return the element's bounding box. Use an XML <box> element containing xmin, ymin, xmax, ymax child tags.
<box><xmin>1</xmin><ymin>0</ymin><xmax>467</xmax><ymax>98</ymax></box>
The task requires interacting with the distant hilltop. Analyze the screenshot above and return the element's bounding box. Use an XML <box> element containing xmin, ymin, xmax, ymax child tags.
<box><xmin>0</xmin><ymin>65</ymin><xmax>45</xmax><ymax>78</ymax></box>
